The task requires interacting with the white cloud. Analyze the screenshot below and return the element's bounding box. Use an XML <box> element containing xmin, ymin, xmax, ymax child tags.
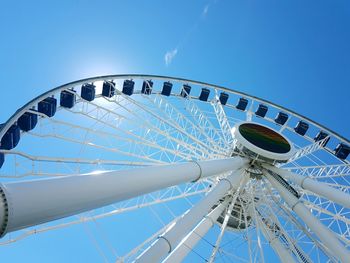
<box><xmin>164</xmin><ymin>48</ymin><xmax>178</xmax><ymax>66</ymax></box>
<box><xmin>202</xmin><ymin>4</ymin><xmax>209</xmax><ymax>17</ymax></box>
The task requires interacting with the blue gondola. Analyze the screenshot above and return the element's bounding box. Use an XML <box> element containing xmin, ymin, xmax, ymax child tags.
<box><xmin>60</xmin><ymin>90</ymin><xmax>76</xmax><ymax>108</ymax></box>
<box><xmin>180</xmin><ymin>84</ymin><xmax>191</xmax><ymax>98</ymax></box>
<box><xmin>141</xmin><ymin>80</ymin><xmax>153</xmax><ymax>95</ymax></box>
<box><xmin>81</xmin><ymin>84</ymin><xmax>95</xmax><ymax>101</ymax></box>
<box><xmin>199</xmin><ymin>88</ymin><xmax>210</xmax><ymax>101</ymax></box>
<box><xmin>0</xmin><ymin>124</ymin><xmax>20</xmax><ymax>150</ymax></box>
<box><xmin>219</xmin><ymin>92</ymin><xmax>229</xmax><ymax>105</ymax></box>
<box><xmin>275</xmin><ymin>112</ymin><xmax>288</xmax><ymax>125</ymax></box>
<box><xmin>0</xmin><ymin>152</ymin><xmax>4</xmax><ymax>169</ymax></box>
<box><xmin>38</xmin><ymin>97</ymin><xmax>57</xmax><ymax>117</ymax></box>
<box><xmin>162</xmin><ymin>82</ymin><xmax>172</xmax><ymax>96</ymax></box>
<box><xmin>294</xmin><ymin>121</ymin><xmax>309</xmax><ymax>136</ymax></box>
<box><xmin>236</xmin><ymin>98</ymin><xmax>248</xmax><ymax>111</ymax></box>
<box><xmin>18</xmin><ymin>111</ymin><xmax>38</xmax><ymax>131</ymax></box>
<box><xmin>314</xmin><ymin>131</ymin><xmax>330</xmax><ymax>146</ymax></box>
<box><xmin>255</xmin><ymin>104</ymin><xmax>268</xmax><ymax>118</ymax></box>
<box><xmin>122</xmin><ymin>80</ymin><xmax>135</xmax><ymax>96</ymax></box>
<box><xmin>102</xmin><ymin>81</ymin><xmax>115</xmax><ymax>98</ymax></box>
<box><xmin>334</xmin><ymin>143</ymin><xmax>350</xmax><ymax>160</ymax></box>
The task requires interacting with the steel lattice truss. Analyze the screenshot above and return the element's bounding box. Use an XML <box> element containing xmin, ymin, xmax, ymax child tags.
<box><xmin>0</xmin><ymin>75</ymin><xmax>349</xmax><ymax>262</ymax></box>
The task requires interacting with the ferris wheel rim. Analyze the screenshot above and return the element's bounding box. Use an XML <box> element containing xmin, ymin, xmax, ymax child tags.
<box><xmin>0</xmin><ymin>74</ymin><xmax>349</xmax><ymax>262</ymax></box>
<box><xmin>0</xmin><ymin>73</ymin><xmax>349</xmax><ymax>147</ymax></box>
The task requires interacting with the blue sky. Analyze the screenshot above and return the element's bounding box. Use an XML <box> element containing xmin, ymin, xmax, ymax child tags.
<box><xmin>0</xmin><ymin>0</ymin><xmax>350</xmax><ymax>262</ymax></box>
<box><xmin>1</xmin><ymin>0</ymin><xmax>349</xmax><ymax>139</ymax></box>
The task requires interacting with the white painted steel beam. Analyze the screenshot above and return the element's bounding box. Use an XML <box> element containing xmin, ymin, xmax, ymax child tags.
<box><xmin>264</xmin><ymin>164</ymin><xmax>350</xmax><ymax>209</ymax></box>
<box><xmin>135</xmin><ymin>168</ymin><xmax>247</xmax><ymax>263</ymax></box>
<box><xmin>163</xmin><ymin>200</ymin><xmax>229</xmax><ymax>263</ymax></box>
<box><xmin>207</xmin><ymin>184</ymin><xmax>244</xmax><ymax>263</ymax></box>
<box><xmin>267</xmin><ymin>190</ymin><xmax>337</xmax><ymax>261</ymax></box>
<box><xmin>211</xmin><ymin>91</ymin><xmax>233</xmax><ymax>145</ymax></box>
<box><xmin>0</xmin><ymin>157</ymin><xmax>247</xmax><ymax>237</ymax></box>
<box><xmin>261</xmin><ymin>192</ymin><xmax>312</xmax><ymax>263</ymax></box>
<box><xmin>285</xmin><ymin>136</ymin><xmax>330</xmax><ymax>164</ymax></box>
<box><xmin>263</xmin><ymin>170</ymin><xmax>350</xmax><ymax>263</ymax></box>
<box><xmin>256</xmin><ymin>215</ymin><xmax>296</xmax><ymax>263</ymax></box>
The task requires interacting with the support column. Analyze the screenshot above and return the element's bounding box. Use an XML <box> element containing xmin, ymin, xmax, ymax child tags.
<box><xmin>135</xmin><ymin>168</ymin><xmax>247</xmax><ymax>263</ymax></box>
<box><xmin>263</xmin><ymin>164</ymin><xmax>350</xmax><ymax>209</ymax></box>
<box><xmin>0</xmin><ymin>157</ymin><xmax>247</xmax><ymax>237</ymax></box>
<box><xmin>207</xmin><ymin>177</ymin><xmax>246</xmax><ymax>263</ymax></box>
<box><xmin>256</xmin><ymin>215</ymin><xmax>296</xmax><ymax>263</ymax></box>
<box><xmin>261</xmin><ymin>193</ymin><xmax>312</xmax><ymax>263</ymax></box>
<box><xmin>163</xmin><ymin>200</ymin><xmax>229</xmax><ymax>263</ymax></box>
<box><xmin>263</xmin><ymin>169</ymin><xmax>350</xmax><ymax>263</ymax></box>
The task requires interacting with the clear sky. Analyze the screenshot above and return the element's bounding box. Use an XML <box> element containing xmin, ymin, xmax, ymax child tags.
<box><xmin>0</xmin><ymin>0</ymin><xmax>350</xmax><ymax>262</ymax></box>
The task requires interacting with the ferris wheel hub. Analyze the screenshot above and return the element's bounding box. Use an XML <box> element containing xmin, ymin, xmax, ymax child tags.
<box><xmin>232</xmin><ymin>122</ymin><xmax>294</xmax><ymax>164</ymax></box>
<box><xmin>213</xmin><ymin>197</ymin><xmax>252</xmax><ymax>231</ymax></box>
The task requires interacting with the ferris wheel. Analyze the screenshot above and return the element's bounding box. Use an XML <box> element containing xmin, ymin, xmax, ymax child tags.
<box><xmin>0</xmin><ymin>74</ymin><xmax>349</xmax><ymax>262</ymax></box>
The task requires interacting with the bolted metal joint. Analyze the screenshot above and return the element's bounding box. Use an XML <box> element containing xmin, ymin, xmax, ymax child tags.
<box><xmin>0</xmin><ymin>185</ymin><xmax>9</xmax><ymax>238</ymax></box>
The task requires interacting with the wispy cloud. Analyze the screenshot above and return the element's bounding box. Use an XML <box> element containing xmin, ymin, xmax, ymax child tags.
<box><xmin>202</xmin><ymin>4</ymin><xmax>210</xmax><ymax>17</ymax></box>
<box><xmin>164</xmin><ymin>48</ymin><xmax>178</xmax><ymax>66</ymax></box>
<box><xmin>163</xmin><ymin>2</ymin><xmax>215</xmax><ymax>66</ymax></box>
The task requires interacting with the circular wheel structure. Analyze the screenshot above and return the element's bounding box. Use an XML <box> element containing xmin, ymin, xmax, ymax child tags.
<box><xmin>0</xmin><ymin>74</ymin><xmax>349</xmax><ymax>262</ymax></box>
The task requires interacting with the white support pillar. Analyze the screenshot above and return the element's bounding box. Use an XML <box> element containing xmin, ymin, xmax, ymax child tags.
<box><xmin>263</xmin><ymin>170</ymin><xmax>350</xmax><ymax>263</ymax></box>
<box><xmin>256</xmin><ymin>215</ymin><xmax>296</xmax><ymax>263</ymax></box>
<box><xmin>208</xmin><ymin>178</ymin><xmax>245</xmax><ymax>263</ymax></box>
<box><xmin>263</xmin><ymin>164</ymin><xmax>350</xmax><ymax>209</ymax></box>
<box><xmin>163</xmin><ymin>200</ymin><xmax>230</xmax><ymax>263</ymax></box>
<box><xmin>135</xmin><ymin>168</ymin><xmax>247</xmax><ymax>263</ymax></box>
<box><xmin>0</xmin><ymin>157</ymin><xmax>247</xmax><ymax>237</ymax></box>
<box><xmin>262</xmin><ymin>193</ymin><xmax>312</xmax><ymax>263</ymax></box>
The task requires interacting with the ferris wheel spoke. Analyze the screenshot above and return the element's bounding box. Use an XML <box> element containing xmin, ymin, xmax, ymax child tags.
<box><xmin>113</xmin><ymin>92</ymin><xmax>212</xmax><ymax>154</ymax></box>
<box><xmin>101</xmin><ymin>96</ymin><xmax>210</xmax><ymax>159</ymax></box>
<box><xmin>37</xmin><ymin>114</ymin><xmax>192</xmax><ymax>162</ymax></box>
<box><xmin>53</xmin><ymin>106</ymin><xmax>196</xmax><ymax>163</ymax></box>
<box><xmin>142</xmin><ymin>93</ymin><xmax>227</xmax><ymax>155</ymax></box>
<box><xmin>27</xmin><ymin>131</ymin><xmax>166</xmax><ymax>164</ymax></box>
<box><xmin>113</xmin><ymin>91</ymin><xmax>221</xmax><ymax>158</ymax></box>
<box><xmin>184</xmin><ymin>95</ymin><xmax>227</xmax><ymax>149</ymax></box>
<box><xmin>64</xmin><ymin>93</ymin><xmax>206</xmax><ymax>160</ymax></box>
<box><xmin>287</xmin><ymin>163</ymin><xmax>350</xmax><ymax>179</ymax></box>
<box><xmin>263</xmin><ymin>169</ymin><xmax>350</xmax><ymax>262</ymax></box>
<box><xmin>211</xmin><ymin>90</ymin><xmax>234</xmax><ymax>147</ymax></box>
<box><xmin>1</xmin><ymin>149</ymin><xmax>154</xmax><ymax>164</ymax></box>
<box><xmin>73</xmin><ymin>98</ymin><xmax>204</xmax><ymax>160</ymax></box>
<box><xmin>1</xmin><ymin>152</ymin><xmax>158</xmax><ymax>179</ymax></box>
<box><xmin>283</xmin><ymin>136</ymin><xmax>330</xmax><ymax>165</ymax></box>
<box><xmin>0</xmin><ymin>150</ymin><xmax>155</xmax><ymax>166</ymax></box>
